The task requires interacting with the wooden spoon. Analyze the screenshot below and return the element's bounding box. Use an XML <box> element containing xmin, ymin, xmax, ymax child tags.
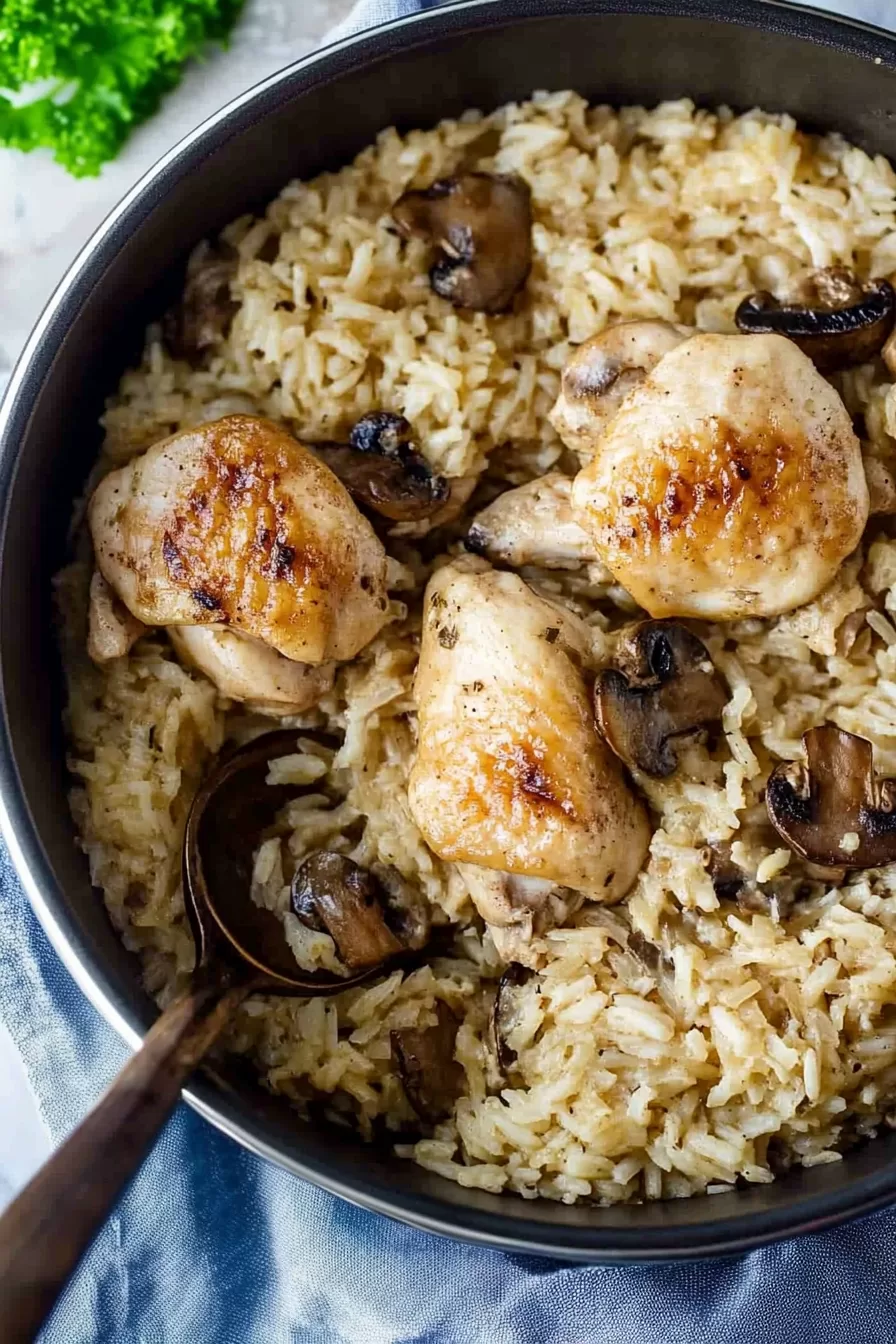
<box><xmin>0</xmin><ymin>729</ymin><xmax>400</xmax><ymax>1343</ymax></box>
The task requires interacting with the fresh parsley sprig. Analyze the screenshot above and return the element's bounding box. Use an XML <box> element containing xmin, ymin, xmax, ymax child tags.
<box><xmin>0</xmin><ymin>0</ymin><xmax>245</xmax><ymax>176</ymax></box>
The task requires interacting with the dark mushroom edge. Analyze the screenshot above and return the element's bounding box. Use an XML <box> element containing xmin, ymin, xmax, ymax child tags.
<box><xmin>492</xmin><ymin>963</ymin><xmax>538</xmax><ymax>1073</ymax></box>
<box><xmin>162</xmin><ymin>244</ymin><xmax>239</xmax><ymax>364</ymax></box>
<box><xmin>766</xmin><ymin>724</ymin><xmax>896</xmax><ymax>869</ymax></box>
<box><xmin>701</xmin><ymin>844</ymin><xmax>795</xmax><ymax>922</ymax></box>
<box><xmin>391</xmin><ymin>1000</ymin><xmax>464</xmax><ymax>1123</ymax></box>
<box><xmin>314</xmin><ymin>411</ymin><xmax>449</xmax><ymax>523</ymax></box>
<box><xmin>595</xmin><ymin>620</ymin><xmax>728</xmax><ymax>778</ymax></box>
<box><xmin>291</xmin><ymin>851</ymin><xmax>430</xmax><ymax>969</ymax></box>
<box><xmin>392</xmin><ymin>172</ymin><xmax>532</xmax><ymax>314</ymax></box>
<box><xmin>735</xmin><ymin>266</ymin><xmax>896</xmax><ymax>372</ymax></box>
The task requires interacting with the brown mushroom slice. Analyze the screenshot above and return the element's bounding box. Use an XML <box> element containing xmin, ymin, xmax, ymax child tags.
<box><xmin>370</xmin><ymin>862</ymin><xmax>431</xmax><ymax>952</ymax></box>
<box><xmin>314</xmin><ymin>446</ymin><xmax>448</xmax><ymax>522</ymax></box>
<box><xmin>735</xmin><ymin>267</ymin><xmax>896</xmax><ymax>372</ymax></box>
<box><xmin>162</xmin><ymin>242</ymin><xmax>238</xmax><ymax>363</ymax></box>
<box><xmin>595</xmin><ymin>621</ymin><xmax>727</xmax><ymax>778</ymax></box>
<box><xmin>701</xmin><ymin>845</ymin><xmax>796</xmax><ymax>921</ymax></box>
<box><xmin>391</xmin><ymin>1001</ymin><xmax>464</xmax><ymax>1123</ymax></box>
<box><xmin>391</xmin><ymin>473</ymin><xmax>480</xmax><ymax>541</ymax></box>
<box><xmin>314</xmin><ymin>411</ymin><xmax>449</xmax><ymax>523</ymax></box>
<box><xmin>291</xmin><ymin>852</ymin><xmax>404</xmax><ymax>969</ymax></box>
<box><xmin>701</xmin><ymin>843</ymin><xmax>747</xmax><ymax>902</ymax></box>
<box><xmin>766</xmin><ymin>724</ymin><xmax>896</xmax><ymax>868</ymax></box>
<box><xmin>392</xmin><ymin>172</ymin><xmax>532</xmax><ymax>313</ymax></box>
<box><xmin>491</xmin><ymin>963</ymin><xmax>537</xmax><ymax>1072</ymax></box>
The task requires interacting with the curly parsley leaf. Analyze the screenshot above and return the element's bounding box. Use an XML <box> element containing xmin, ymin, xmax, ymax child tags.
<box><xmin>0</xmin><ymin>0</ymin><xmax>245</xmax><ymax>176</ymax></box>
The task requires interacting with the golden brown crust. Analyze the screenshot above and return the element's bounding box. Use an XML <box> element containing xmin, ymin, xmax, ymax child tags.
<box><xmin>89</xmin><ymin>415</ymin><xmax>389</xmax><ymax>663</ymax></box>
<box><xmin>571</xmin><ymin>334</ymin><xmax>869</xmax><ymax>620</ymax></box>
<box><xmin>408</xmin><ymin>557</ymin><xmax>651</xmax><ymax>900</ymax></box>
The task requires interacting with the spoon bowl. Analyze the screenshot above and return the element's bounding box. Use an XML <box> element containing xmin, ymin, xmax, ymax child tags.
<box><xmin>184</xmin><ymin>727</ymin><xmax>390</xmax><ymax>994</ymax></box>
<box><xmin>0</xmin><ymin>727</ymin><xmax>403</xmax><ymax>1342</ymax></box>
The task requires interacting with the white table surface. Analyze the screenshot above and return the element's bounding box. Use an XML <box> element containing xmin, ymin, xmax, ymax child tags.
<box><xmin>0</xmin><ymin>0</ymin><xmax>892</xmax><ymax>1210</ymax></box>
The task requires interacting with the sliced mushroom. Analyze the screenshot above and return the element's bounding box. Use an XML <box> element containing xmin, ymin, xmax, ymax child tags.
<box><xmin>290</xmin><ymin>852</ymin><xmax>404</xmax><ymax>969</ymax></box>
<box><xmin>390</xmin><ymin>473</ymin><xmax>480</xmax><ymax>541</ymax></box>
<box><xmin>766</xmin><ymin>724</ymin><xmax>896</xmax><ymax>868</ymax></box>
<box><xmin>626</xmin><ymin>929</ymin><xmax>669</xmax><ymax>975</ymax></box>
<box><xmin>392</xmin><ymin>172</ymin><xmax>532</xmax><ymax>313</ymax></box>
<box><xmin>491</xmin><ymin>963</ymin><xmax>536</xmax><ymax>1072</ymax></box>
<box><xmin>370</xmin><ymin>861</ymin><xmax>431</xmax><ymax>952</ymax></box>
<box><xmin>701</xmin><ymin>843</ymin><xmax>747</xmax><ymax>901</ymax></box>
<box><xmin>87</xmin><ymin>569</ymin><xmax>147</xmax><ymax>664</ymax></box>
<box><xmin>701</xmin><ymin>844</ymin><xmax>795</xmax><ymax>921</ymax></box>
<box><xmin>162</xmin><ymin>242</ymin><xmax>238</xmax><ymax>363</ymax></box>
<box><xmin>735</xmin><ymin>267</ymin><xmax>895</xmax><ymax>372</ymax></box>
<box><xmin>549</xmin><ymin>320</ymin><xmax>690</xmax><ymax>464</ymax></box>
<box><xmin>595</xmin><ymin>621</ymin><xmax>727</xmax><ymax>778</ymax></box>
<box><xmin>314</xmin><ymin>412</ymin><xmax>449</xmax><ymax>523</ymax></box>
<box><xmin>391</xmin><ymin>1001</ymin><xmax>464</xmax><ymax>1123</ymax></box>
<box><xmin>624</xmin><ymin>928</ymin><xmax>684</xmax><ymax>1017</ymax></box>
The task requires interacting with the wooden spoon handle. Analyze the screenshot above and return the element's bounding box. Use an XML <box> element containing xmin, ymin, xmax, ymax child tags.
<box><xmin>0</xmin><ymin>968</ymin><xmax>250</xmax><ymax>1344</ymax></box>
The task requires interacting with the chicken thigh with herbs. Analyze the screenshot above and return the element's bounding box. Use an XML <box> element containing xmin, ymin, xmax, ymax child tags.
<box><xmin>566</xmin><ymin>332</ymin><xmax>869</xmax><ymax>620</ymax></box>
<box><xmin>88</xmin><ymin>415</ymin><xmax>390</xmax><ymax>695</ymax></box>
<box><xmin>408</xmin><ymin>556</ymin><xmax>650</xmax><ymax>956</ymax></box>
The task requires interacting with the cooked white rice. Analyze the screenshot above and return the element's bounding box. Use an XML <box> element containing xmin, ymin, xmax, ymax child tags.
<box><xmin>59</xmin><ymin>92</ymin><xmax>896</xmax><ymax>1205</ymax></box>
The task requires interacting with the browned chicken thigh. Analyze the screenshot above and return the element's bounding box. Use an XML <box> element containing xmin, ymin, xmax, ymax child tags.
<box><xmin>88</xmin><ymin>414</ymin><xmax>390</xmax><ymax>666</ymax></box>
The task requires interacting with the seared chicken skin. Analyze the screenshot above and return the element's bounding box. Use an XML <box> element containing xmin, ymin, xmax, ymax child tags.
<box><xmin>466</xmin><ymin>472</ymin><xmax>608</xmax><ymax>577</ymax></box>
<box><xmin>408</xmin><ymin>557</ymin><xmax>650</xmax><ymax>933</ymax></box>
<box><xmin>168</xmin><ymin>625</ymin><xmax>335</xmax><ymax>716</ymax></box>
<box><xmin>569</xmin><ymin>333</ymin><xmax>869</xmax><ymax>620</ymax></box>
<box><xmin>550</xmin><ymin>320</ymin><xmax>690</xmax><ymax>465</ymax></box>
<box><xmin>88</xmin><ymin>415</ymin><xmax>389</xmax><ymax>664</ymax></box>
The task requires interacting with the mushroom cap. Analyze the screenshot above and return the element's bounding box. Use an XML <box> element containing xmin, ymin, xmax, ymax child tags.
<box><xmin>766</xmin><ymin>724</ymin><xmax>896</xmax><ymax>869</ymax></box>
<box><xmin>491</xmin><ymin>963</ymin><xmax>537</xmax><ymax>1073</ymax></box>
<box><xmin>391</xmin><ymin>1001</ymin><xmax>464</xmax><ymax>1123</ymax></box>
<box><xmin>392</xmin><ymin>172</ymin><xmax>532</xmax><ymax>313</ymax></box>
<box><xmin>570</xmin><ymin>333</ymin><xmax>869</xmax><ymax>621</ymax></box>
<box><xmin>290</xmin><ymin>852</ymin><xmax>404</xmax><ymax>969</ymax></box>
<box><xmin>595</xmin><ymin>620</ymin><xmax>727</xmax><ymax>778</ymax></box>
<box><xmin>313</xmin><ymin>412</ymin><xmax>449</xmax><ymax>522</ymax></box>
<box><xmin>162</xmin><ymin>242</ymin><xmax>238</xmax><ymax>364</ymax></box>
<box><xmin>735</xmin><ymin>268</ymin><xmax>895</xmax><ymax>372</ymax></box>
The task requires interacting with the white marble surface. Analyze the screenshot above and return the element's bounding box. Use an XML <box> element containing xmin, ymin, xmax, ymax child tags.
<box><xmin>0</xmin><ymin>0</ymin><xmax>894</xmax><ymax>1210</ymax></box>
<box><xmin>0</xmin><ymin>0</ymin><xmax>356</xmax><ymax>394</ymax></box>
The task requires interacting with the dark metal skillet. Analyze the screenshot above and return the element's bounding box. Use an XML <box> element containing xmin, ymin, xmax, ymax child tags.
<box><xmin>0</xmin><ymin>729</ymin><xmax>415</xmax><ymax>1343</ymax></box>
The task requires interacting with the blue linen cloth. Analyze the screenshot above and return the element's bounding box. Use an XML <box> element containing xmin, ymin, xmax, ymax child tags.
<box><xmin>4</xmin><ymin>0</ymin><xmax>896</xmax><ymax>1339</ymax></box>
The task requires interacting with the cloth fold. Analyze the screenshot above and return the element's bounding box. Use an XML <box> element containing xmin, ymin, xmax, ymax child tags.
<box><xmin>4</xmin><ymin>0</ymin><xmax>896</xmax><ymax>1339</ymax></box>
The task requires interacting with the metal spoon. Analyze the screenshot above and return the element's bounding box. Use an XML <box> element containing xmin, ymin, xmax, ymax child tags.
<box><xmin>0</xmin><ymin>729</ymin><xmax>398</xmax><ymax>1343</ymax></box>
